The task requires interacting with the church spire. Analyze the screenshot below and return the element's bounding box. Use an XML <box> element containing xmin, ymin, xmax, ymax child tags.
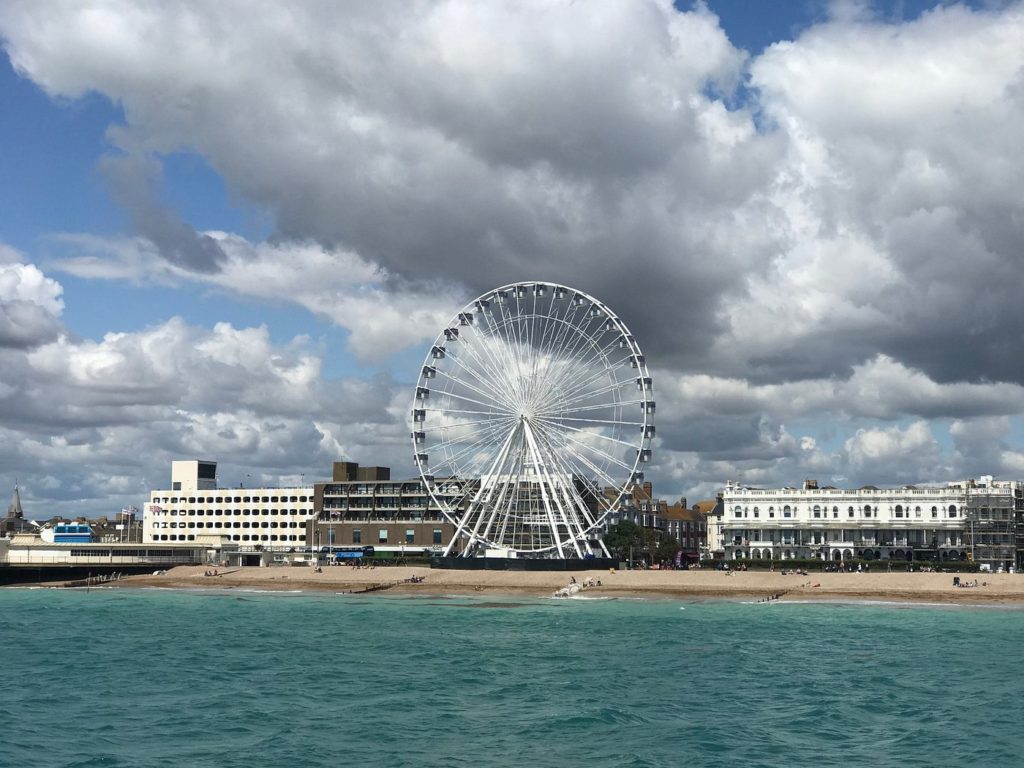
<box><xmin>7</xmin><ymin>483</ymin><xmax>24</xmax><ymax>519</ymax></box>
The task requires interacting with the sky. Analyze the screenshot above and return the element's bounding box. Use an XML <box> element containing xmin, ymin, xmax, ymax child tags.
<box><xmin>2</xmin><ymin>0</ymin><xmax>1024</xmax><ymax>518</ymax></box>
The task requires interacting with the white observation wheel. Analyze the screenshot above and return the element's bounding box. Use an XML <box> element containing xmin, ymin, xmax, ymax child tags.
<box><xmin>411</xmin><ymin>281</ymin><xmax>654</xmax><ymax>558</ymax></box>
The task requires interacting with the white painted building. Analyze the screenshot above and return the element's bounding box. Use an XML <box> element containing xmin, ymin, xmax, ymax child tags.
<box><xmin>720</xmin><ymin>476</ymin><xmax>1020</xmax><ymax>566</ymax></box>
<box><xmin>144</xmin><ymin>460</ymin><xmax>313</xmax><ymax>546</ymax></box>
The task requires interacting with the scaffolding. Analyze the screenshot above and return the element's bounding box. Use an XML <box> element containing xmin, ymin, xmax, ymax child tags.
<box><xmin>962</xmin><ymin>486</ymin><xmax>1018</xmax><ymax>570</ymax></box>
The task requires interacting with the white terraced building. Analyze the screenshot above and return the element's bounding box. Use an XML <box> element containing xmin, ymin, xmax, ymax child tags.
<box><xmin>144</xmin><ymin>460</ymin><xmax>313</xmax><ymax>546</ymax></box>
<box><xmin>720</xmin><ymin>476</ymin><xmax>1020</xmax><ymax>568</ymax></box>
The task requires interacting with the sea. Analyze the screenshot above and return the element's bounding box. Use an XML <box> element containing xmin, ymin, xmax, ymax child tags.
<box><xmin>2</xmin><ymin>588</ymin><xmax>1022</xmax><ymax>768</ymax></box>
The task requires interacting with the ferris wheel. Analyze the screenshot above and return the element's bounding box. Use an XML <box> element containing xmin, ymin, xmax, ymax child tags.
<box><xmin>410</xmin><ymin>281</ymin><xmax>654</xmax><ymax>558</ymax></box>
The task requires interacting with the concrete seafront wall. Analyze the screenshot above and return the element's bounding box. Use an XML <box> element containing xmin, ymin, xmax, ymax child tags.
<box><xmin>0</xmin><ymin>564</ymin><xmax>163</xmax><ymax>586</ymax></box>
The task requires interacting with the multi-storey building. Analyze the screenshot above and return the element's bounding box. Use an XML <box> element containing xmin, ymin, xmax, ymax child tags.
<box><xmin>145</xmin><ymin>460</ymin><xmax>313</xmax><ymax>546</ymax></box>
<box><xmin>961</xmin><ymin>479</ymin><xmax>1020</xmax><ymax>569</ymax></box>
<box><xmin>721</xmin><ymin>476</ymin><xmax>1020</xmax><ymax>569</ymax></box>
<box><xmin>662</xmin><ymin>502</ymin><xmax>707</xmax><ymax>563</ymax></box>
<box><xmin>702</xmin><ymin>496</ymin><xmax>725</xmax><ymax>558</ymax></box>
<box><xmin>605</xmin><ymin>481</ymin><xmax>667</xmax><ymax>531</ymax></box>
<box><xmin>603</xmin><ymin>482</ymin><xmax>709</xmax><ymax>562</ymax></box>
<box><xmin>312</xmin><ymin>462</ymin><xmax>458</xmax><ymax>554</ymax></box>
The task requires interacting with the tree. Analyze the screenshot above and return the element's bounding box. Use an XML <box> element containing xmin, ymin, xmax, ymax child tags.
<box><xmin>654</xmin><ymin>533</ymin><xmax>680</xmax><ymax>563</ymax></box>
<box><xmin>602</xmin><ymin>520</ymin><xmax>643</xmax><ymax>559</ymax></box>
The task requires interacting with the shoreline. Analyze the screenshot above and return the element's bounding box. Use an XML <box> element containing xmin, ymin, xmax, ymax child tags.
<box><xmin>67</xmin><ymin>565</ymin><xmax>1024</xmax><ymax>605</ymax></box>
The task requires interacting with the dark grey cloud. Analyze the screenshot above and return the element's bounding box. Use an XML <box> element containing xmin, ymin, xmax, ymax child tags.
<box><xmin>0</xmin><ymin>260</ymin><xmax>64</xmax><ymax>348</ymax></box>
<box><xmin>0</xmin><ymin>299</ymin><xmax>62</xmax><ymax>348</ymax></box>
<box><xmin>99</xmin><ymin>152</ymin><xmax>225</xmax><ymax>273</ymax></box>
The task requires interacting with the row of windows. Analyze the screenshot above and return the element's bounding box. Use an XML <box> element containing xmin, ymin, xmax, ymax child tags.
<box><xmin>69</xmin><ymin>548</ymin><xmax>180</xmax><ymax>557</ymax></box>
<box><xmin>323</xmin><ymin>484</ymin><xmax>464</xmax><ymax>495</ymax></box>
<box><xmin>339</xmin><ymin>528</ymin><xmax>445</xmax><ymax>545</ymax></box>
<box><xmin>324</xmin><ymin>500</ymin><xmax>431</xmax><ymax>509</ymax></box>
<box><xmin>153</xmin><ymin>509</ymin><xmax>307</xmax><ymax>516</ymax></box>
<box><xmin>733</xmin><ymin>504</ymin><xmax>960</xmax><ymax>519</ymax></box>
<box><xmin>153</xmin><ymin>534</ymin><xmax>306</xmax><ymax>542</ymax></box>
<box><xmin>729</xmin><ymin>536</ymin><xmax>958</xmax><ymax>548</ymax></box>
<box><xmin>154</xmin><ymin>495</ymin><xmax>309</xmax><ymax>504</ymax></box>
<box><xmin>152</xmin><ymin>521</ymin><xmax>305</xmax><ymax>530</ymax></box>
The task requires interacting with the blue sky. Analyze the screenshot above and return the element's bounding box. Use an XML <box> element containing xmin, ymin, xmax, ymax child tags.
<box><xmin>2</xmin><ymin>0</ymin><xmax>1023</xmax><ymax>515</ymax></box>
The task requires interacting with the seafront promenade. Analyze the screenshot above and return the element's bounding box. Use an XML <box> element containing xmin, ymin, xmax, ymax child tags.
<box><xmin>106</xmin><ymin>565</ymin><xmax>1024</xmax><ymax>603</ymax></box>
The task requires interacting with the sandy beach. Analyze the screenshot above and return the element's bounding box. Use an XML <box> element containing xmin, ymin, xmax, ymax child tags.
<box><xmin>105</xmin><ymin>564</ymin><xmax>1024</xmax><ymax>604</ymax></box>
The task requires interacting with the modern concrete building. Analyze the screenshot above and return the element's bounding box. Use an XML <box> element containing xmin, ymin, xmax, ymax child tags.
<box><xmin>720</xmin><ymin>476</ymin><xmax>1021</xmax><ymax>569</ymax></box>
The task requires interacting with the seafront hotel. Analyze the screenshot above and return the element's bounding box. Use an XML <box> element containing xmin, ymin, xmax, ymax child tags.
<box><xmin>717</xmin><ymin>476</ymin><xmax>1020</xmax><ymax>570</ymax></box>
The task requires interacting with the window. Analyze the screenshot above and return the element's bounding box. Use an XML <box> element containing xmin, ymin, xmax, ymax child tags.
<box><xmin>915</xmin><ymin>506</ymin><xmax>921</xmax><ymax>518</ymax></box>
<box><xmin>783</xmin><ymin>505</ymin><xmax>791</xmax><ymax>518</ymax></box>
<box><xmin>931</xmin><ymin>506</ymin><xmax>938</xmax><ymax>518</ymax></box>
<box><xmin>813</xmin><ymin>505</ymin><xmax>821</xmax><ymax>519</ymax></box>
<box><xmin>753</xmin><ymin>507</ymin><xmax>759</xmax><ymax>519</ymax></box>
<box><xmin>405</xmin><ymin>529</ymin><xmax>415</xmax><ymax>544</ymax></box>
<box><xmin>378</xmin><ymin>528</ymin><xmax>388</xmax><ymax>544</ymax></box>
<box><xmin>353</xmin><ymin>529</ymin><xmax>362</xmax><ymax>544</ymax></box>
<box><xmin>734</xmin><ymin>506</ymin><xmax>742</xmax><ymax>519</ymax></box>
<box><xmin>864</xmin><ymin>505</ymin><xmax>872</xmax><ymax>517</ymax></box>
<box><xmin>895</xmin><ymin>505</ymin><xmax>903</xmax><ymax>519</ymax></box>
<box><xmin>833</xmin><ymin>506</ymin><xmax>839</xmax><ymax>518</ymax></box>
<box><xmin>433</xmin><ymin>528</ymin><xmax>443</xmax><ymax>545</ymax></box>
<box><xmin>768</xmin><ymin>506</ymin><xmax>775</xmax><ymax>518</ymax></box>
<box><xmin>949</xmin><ymin>505</ymin><xmax>957</xmax><ymax>518</ymax></box>
<box><xmin>172</xmin><ymin>481</ymin><xmax>181</xmax><ymax>491</ymax></box>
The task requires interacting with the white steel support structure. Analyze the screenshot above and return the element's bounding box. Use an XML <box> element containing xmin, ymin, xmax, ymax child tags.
<box><xmin>412</xmin><ymin>281</ymin><xmax>654</xmax><ymax>558</ymax></box>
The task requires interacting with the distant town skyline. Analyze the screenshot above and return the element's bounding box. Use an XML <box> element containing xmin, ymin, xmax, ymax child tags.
<box><xmin>2</xmin><ymin>0</ymin><xmax>1023</xmax><ymax>516</ymax></box>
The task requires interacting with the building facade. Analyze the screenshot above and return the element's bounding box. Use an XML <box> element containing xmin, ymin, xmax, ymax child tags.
<box><xmin>662</xmin><ymin>502</ymin><xmax>707</xmax><ymax>563</ymax></box>
<box><xmin>721</xmin><ymin>476</ymin><xmax>1020</xmax><ymax>569</ymax></box>
<box><xmin>312</xmin><ymin>462</ymin><xmax>458</xmax><ymax>554</ymax></box>
<box><xmin>145</xmin><ymin>460</ymin><xmax>313</xmax><ymax>546</ymax></box>
<box><xmin>604</xmin><ymin>482</ymin><xmax>709</xmax><ymax>562</ymax></box>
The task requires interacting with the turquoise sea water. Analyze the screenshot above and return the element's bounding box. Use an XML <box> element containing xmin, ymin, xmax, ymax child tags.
<box><xmin>2</xmin><ymin>589</ymin><xmax>1023</xmax><ymax>768</ymax></box>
